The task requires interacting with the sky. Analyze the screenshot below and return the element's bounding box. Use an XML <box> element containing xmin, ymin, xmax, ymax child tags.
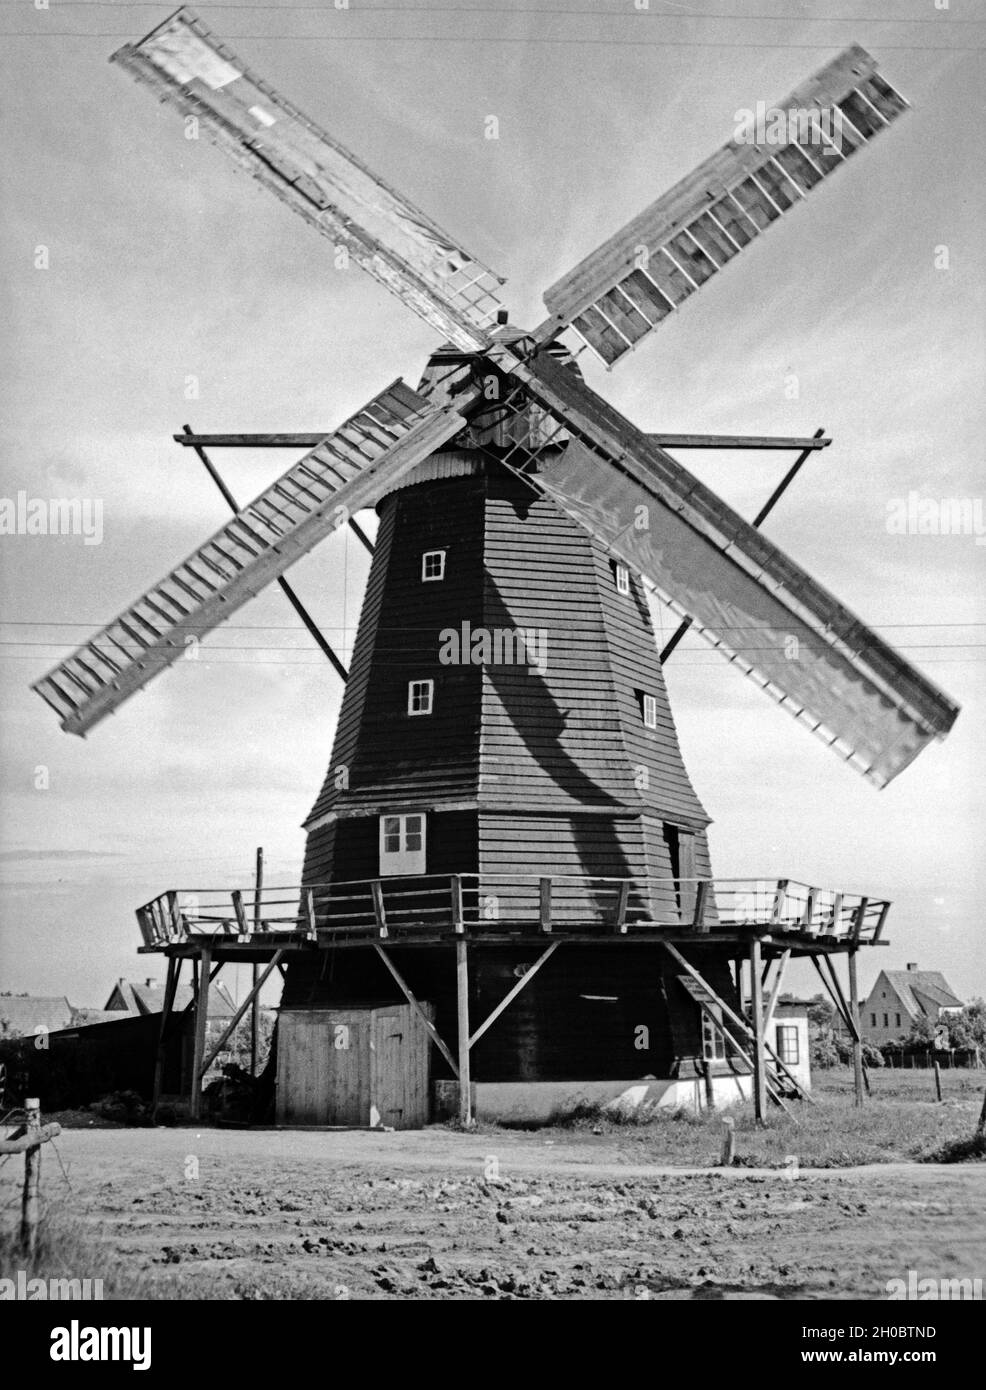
<box><xmin>1</xmin><ymin>0</ymin><xmax>983</xmax><ymax>1012</ymax></box>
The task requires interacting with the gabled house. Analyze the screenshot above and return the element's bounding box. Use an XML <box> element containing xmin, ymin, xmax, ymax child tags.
<box><xmin>0</xmin><ymin>995</ymin><xmax>73</xmax><ymax>1039</ymax></box>
<box><xmin>861</xmin><ymin>963</ymin><xmax>964</xmax><ymax>1043</ymax></box>
<box><xmin>104</xmin><ymin>977</ymin><xmax>236</xmax><ymax>1020</ymax></box>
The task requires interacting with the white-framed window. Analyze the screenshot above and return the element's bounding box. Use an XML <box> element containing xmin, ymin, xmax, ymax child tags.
<box><xmin>775</xmin><ymin>1024</ymin><xmax>799</xmax><ymax>1066</ymax></box>
<box><xmin>421</xmin><ymin>550</ymin><xmax>446</xmax><ymax>582</ymax></box>
<box><xmin>379</xmin><ymin>813</ymin><xmax>426</xmax><ymax>876</ymax></box>
<box><xmin>615</xmin><ymin>563</ymin><xmax>630</xmax><ymax>595</ymax></box>
<box><xmin>642</xmin><ymin>693</ymin><xmax>658</xmax><ymax>729</ymax></box>
<box><xmin>407</xmin><ymin>679</ymin><xmax>434</xmax><ymax>716</ymax></box>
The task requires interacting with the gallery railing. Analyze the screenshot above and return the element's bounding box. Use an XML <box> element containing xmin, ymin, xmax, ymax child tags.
<box><xmin>136</xmin><ymin>874</ymin><xmax>890</xmax><ymax>949</ymax></box>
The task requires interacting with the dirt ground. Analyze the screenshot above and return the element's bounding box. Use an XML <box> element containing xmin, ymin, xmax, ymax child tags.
<box><xmin>10</xmin><ymin>1126</ymin><xmax>985</xmax><ymax>1300</ymax></box>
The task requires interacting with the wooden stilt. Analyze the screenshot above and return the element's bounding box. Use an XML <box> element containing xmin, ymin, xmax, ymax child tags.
<box><xmin>750</xmin><ymin>938</ymin><xmax>767</xmax><ymax>1126</ymax></box>
<box><xmin>456</xmin><ymin>937</ymin><xmax>471</xmax><ymax>1126</ymax></box>
<box><xmin>252</xmin><ymin>847</ymin><xmax>263</xmax><ymax>1077</ymax></box>
<box><xmin>847</xmin><ymin>948</ymin><xmax>865</xmax><ymax>1108</ymax></box>
<box><xmin>190</xmin><ymin>944</ymin><xmax>211</xmax><ymax>1120</ymax></box>
<box><xmin>151</xmin><ymin>955</ymin><xmax>180</xmax><ymax>1120</ymax></box>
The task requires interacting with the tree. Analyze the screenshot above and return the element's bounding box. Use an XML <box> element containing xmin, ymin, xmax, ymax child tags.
<box><xmin>805</xmin><ymin>994</ymin><xmax>836</xmax><ymax>1032</ymax></box>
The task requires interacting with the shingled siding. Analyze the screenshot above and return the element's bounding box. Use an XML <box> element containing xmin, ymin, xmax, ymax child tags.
<box><xmin>303</xmin><ymin>473</ymin><xmax>486</xmax><ymax>829</ymax></box>
<box><xmin>478</xmin><ymin>468</ymin><xmax>710</xmax><ymax>825</ymax></box>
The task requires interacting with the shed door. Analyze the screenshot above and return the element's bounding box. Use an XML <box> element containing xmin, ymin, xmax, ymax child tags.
<box><xmin>372</xmin><ymin>1011</ymin><xmax>406</xmax><ymax>1128</ymax></box>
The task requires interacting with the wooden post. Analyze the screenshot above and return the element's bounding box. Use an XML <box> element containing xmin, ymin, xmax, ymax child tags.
<box><xmin>151</xmin><ymin>955</ymin><xmax>181</xmax><ymax>1119</ymax></box>
<box><xmin>252</xmin><ymin>847</ymin><xmax>263</xmax><ymax>1078</ymax></box>
<box><xmin>933</xmin><ymin>1059</ymin><xmax>943</xmax><ymax>1103</ymax></box>
<box><xmin>848</xmin><ymin>948</ymin><xmax>865</xmax><ymax>1109</ymax></box>
<box><xmin>21</xmin><ymin>1099</ymin><xmax>41</xmax><ymax>1258</ymax></box>
<box><xmin>977</xmin><ymin>1084</ymin><xmax>986</xmax><ymax>1138</ymax></box>
<box><xmin>719</xmin><ymin>1116</ymin><xmax>735</xmax><ymax>1166</ymax></box>
<box><xmin>450</xmin><ymin>875</ymin><xmax>464</xmax><ymax>933</ymax></box>
<box><xmin>702</xmin><ymin>1059</ymin><xmax>715</xmax><ymax>1111</ymax></box>
<box><xmin>190</xmin><ymin>944</ymin><xmax>211</xmax><ymax>1121</ymax></box>
<box><xmin>371</xmin><ymin>880</ymin><xmax>388</xmax><ymax>939</ymax></box>
<box><xmin>539</xmin><ymin>877</ymin><xmax>552</xmax><ymax>933</ymax></box>
<box><xmin>455</xmin><ymin>937</ymin><xmax>471</xmax><ymax>1126</ymax></box>
<box><xmin>749</xmin><ymin>938</ymin><xmax>767</xmax><ymax>1126</ymax></box>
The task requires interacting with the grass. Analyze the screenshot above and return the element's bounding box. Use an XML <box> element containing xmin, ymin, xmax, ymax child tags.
<box><xmin>506</xmin><ymin>1067</ymin><xmax>986</xmax><ymax>1168</ymax></box>
<box><xmin>0</xmin><ymin>1205</ymin><xmax>164</xmax><ymax>1299</ymax></box>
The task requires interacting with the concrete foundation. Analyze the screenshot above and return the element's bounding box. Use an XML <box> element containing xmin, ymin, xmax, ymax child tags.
<box><xmin>434</xmin><ymin>1074</ymin><xmax>753</xmax><ymax>1125</ymax></box>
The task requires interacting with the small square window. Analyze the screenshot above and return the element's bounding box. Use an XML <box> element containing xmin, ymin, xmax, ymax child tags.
<box><xmin>422</xmin><ymin>550</ymin><xmax>446</xmax><ymax>582</ymax></box>
<box><xmin>379</xmin><ymin>813</ymin><xmax>427</xmax><ymax>876</ymax></box>
<box><xmin>407</xmin><ymin>680</ymin><xmax>434</xmax><ymax>716</ymax></box>
<box><xmin>615</xmin><ymin>563</ymin><xmax>630</xmax><ymax>596</ymax></box>
<box><xmin>642</xmin><ymin>694</ymin><xmax>658</xmax><ymax>729</ymax></box>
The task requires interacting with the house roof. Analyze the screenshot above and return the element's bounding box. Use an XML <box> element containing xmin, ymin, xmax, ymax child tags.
<box><xmin>0</xmin><ymin>995</ymin><xmax>73</xmax><ymax>1037</ymax></box>
<box><xmin>105</xmin><ymin>979</ymin><xmax>236</xmax><ymax>1018</ymax></box>
<box><xmin>880</xmin><ymin>971</ymin><xmax>964</xmax><ymax>1017</ymax></box>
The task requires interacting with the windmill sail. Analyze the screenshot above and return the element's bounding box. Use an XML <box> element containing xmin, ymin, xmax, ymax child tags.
<box><xmin>492</xmin><ymin>349</ymin><xmax>958</xmax><ymax>787</ymax></box>
<box><xmin>111</xmin><ymin>8</ymin><xmax>504</xmax><ymax>351</ymax></box>
<box><xmin>538</xmin><ymin>44</ymin><xmax>907</xmax><ymax>365</ymax></box>
<box><xmin>33</xmin><ymin>382</ymin><xmax>471</xmax><ymax>736</ymax></box>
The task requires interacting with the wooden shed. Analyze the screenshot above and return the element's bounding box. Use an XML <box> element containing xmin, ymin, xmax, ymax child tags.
<box><xmin>275</xmin><ymin>1002</ymin><xmax>433</xmax><ymax>1129</ymax></box>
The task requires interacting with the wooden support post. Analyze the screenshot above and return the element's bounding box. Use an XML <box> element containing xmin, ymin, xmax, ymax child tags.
<box><xmin>232</xmin><ymin>890</ymin><xmax>248</xmax><ymax>935</ymax></box>
<box><xmin>771</xmin><ymin>879</ymin><xmax>789</xmax><ymax>926</ymax></box>
<box><xmin>200</xmin><ymin>952</ymin><xmax>284</xmax><ymax>1077</ymax></box>
<box><xmin>303</xmin><ymin>888</ymin><xmax>317</xmax><ymax>939</ymax></box>
<box><xmin>252</xmin><ymin>847</ymin><xmax>263</xmax><ymax>1076</ymax></box>
<box><xmin>469</xmin><ymin>943</ymin><xmax>559</xmax><ymax>1048</ymax></box>
<box><xmin>692</xmin><ymin>880</ymin><xmax>710</xmax><ymax>933</ymax></box>
<box><xmin>167</xmin><ymin>890</ymin><xmax>183</xmax><ymax>939</ymax></box>
<box><xmin>763</xmin><ymin>949</ymin><xmax>791</xmax><ymax>1034</ymax></box>
<box><xmin>612</xmin><ymin>880</ymin><xmax>630</xmax><ymax>934</ymax></box>
<box><xmin>851</xmin><ymin>896</ymin><xmax>869</xmax><ymax>946</ymax></box>
<box><xmin>539</xmin><ymin>878</ymin><xmax>552</xmax><ymax>933</ymax></box>
<box><xmin>372</xmin><ymin>945</ymin><xmax>459</xmax><ymax>1077</ymax></box>
<box><xmin>872</xmin><ymin>901</ymin><xmax>891</xmax><ymax>943</ymax></box>
<box><xmin>21</xmin><ymin>1099</ymin><xmax>41</xmax><ymax>1258</ymax></box>
<box><xmin>719</xmin><ymin>1115</ymin><xmax>736</xmax><ymax>1165</ymax></box>
<box><xmin>456</xmin><ymin>938</ymin><xmax>472</xmax><ymax>1126</ymax></box>
<box><xmin>847</xmin><ymin>948</ymin><xmax>865</xmax><ymax>1109</ymax></box>
<box><xmin>750</xmin><ymin>938</ymin><xmax>767</xmax><ymax>1126</ymax></box>
<box><xmin>977</xmin><ymin>1084</ymin><xmax>986</xmax><ymax>1138</ymax></box>
<box><xmin>189</xmin><ymin>944</ymin><xmax>211</xmax><ymax>1121</ymax></box>
<box><xmin>450</xmin><ymin>875</ymin><xmax>464</xmax><ymax>933</ymax></box>
<box><xmin>151</xmin><ymin>955</ymin><xmax>181</xmax><ymax>1120</ymax></box>
<box><xmin>702</xmin><ymin>1059</ymin><xmax>715</xmax><ymax>1111</ymax></box>
<box><xmin>371</xmin><ymin>880</ymin><xmax>388</xmax><ymax>939</ymax></box>
<box><xmin>802</xmin><ymin>887</ymin><xmax>817</xmax><ymax>935</ymax></box>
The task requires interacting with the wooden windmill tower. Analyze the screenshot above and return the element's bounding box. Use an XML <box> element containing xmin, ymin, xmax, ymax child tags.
<box><xmin>34</xmin><ymin>11</ymin><xmax>959</xmax><ymax>1125</ymax></box>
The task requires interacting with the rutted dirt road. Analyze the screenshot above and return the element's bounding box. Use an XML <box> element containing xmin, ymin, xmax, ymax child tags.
<box><xmin>13</xmin><ymin>1128</ymin><xmax>986</xmax><ymax>1300</ymax></box>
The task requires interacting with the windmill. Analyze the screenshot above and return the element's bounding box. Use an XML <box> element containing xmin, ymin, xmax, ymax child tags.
<box><xmin>33</xmin><ymin>10</ymin><xmax>959</xmax><ymax>1126</ymax></box>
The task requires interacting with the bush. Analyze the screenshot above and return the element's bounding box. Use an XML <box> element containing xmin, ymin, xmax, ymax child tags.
<box><xmin>92</xmin><ymin>1090</ymin><xmax>148</xmax><ymax>1125</ymax></box>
